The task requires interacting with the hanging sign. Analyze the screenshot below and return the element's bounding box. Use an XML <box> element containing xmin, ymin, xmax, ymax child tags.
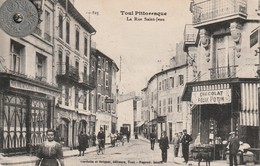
<box><xmin>191</xmin><ymin>89</ymin><xmax>231</xmax><ymax>105</ymax></box>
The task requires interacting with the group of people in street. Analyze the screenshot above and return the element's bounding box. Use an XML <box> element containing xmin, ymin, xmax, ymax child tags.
<box><xmin>150</xmin><ymin>129</ymin><xmax>193</xmax><ymax>163</ymax></box>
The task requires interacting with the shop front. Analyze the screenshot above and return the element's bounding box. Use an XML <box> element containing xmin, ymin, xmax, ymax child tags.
<box><xmin>0</xmin><ymin>73</ymin><xmax>60</xmax><ymax>155</ymax></box>
<box><xmin>96</xmin><ymin>113</ymin><xmax>111</xmax><ymax>144</ymax></box>
<box><xmin>182</xmin><ymin>78</ymin><xmax>260</xmax><ymax>161</ymax></box>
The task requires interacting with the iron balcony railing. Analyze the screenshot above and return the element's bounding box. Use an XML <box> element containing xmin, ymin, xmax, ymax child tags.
<box><xmin>209</xmin><ymin>65</ymin><xmax>238</xmax><ymax>79</ymax></box>
<box><xmin>184</xmin><ymin>24</ymin><xmax>199</xmax><ymax>44</ymax></box>
<box><xmin>192</xmin><ymin>0</ymin><xmax>247</xmax><ymax>25</ymax></box>
<box><xmin>56</xmin><ymin>63</ymin><xmax>79</xmax><ymax>81</ymax></box>
<box><xmin>79</xmin><ymin>72</ymin><xmax>96</xmax><ymax>88</ymax></box>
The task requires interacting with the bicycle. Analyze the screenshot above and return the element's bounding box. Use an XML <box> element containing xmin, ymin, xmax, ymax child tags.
<box><xmin>97</xmin><ymin>139</ymin><xmax>105</xmax><ymax>155</ymax></box>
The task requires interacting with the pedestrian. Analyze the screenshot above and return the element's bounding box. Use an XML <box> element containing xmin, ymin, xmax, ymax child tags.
<box><xmin>109</xmin><ymin>131</ymin><xmax>117</xmax><ymax>147</ymax></box>
<box><xmin>227</xmin><ymin>131</ymin><xmax>240</xmax><ymax>166</ymax></box>
<box><xmin>36</xmin><ymin>129</ymin><xmax>64</xmax><ymax>166</ymax></box>
<box><xmin>134</xmin><ymin>131</ymin><xmax>138</xmax><ymax>139</ymax></box>
<box><xmin>78</xmin><ymin>131</ymin><xmax>88</xmax><ymax>156</ymax></box>
<box><xmin>181</xmin><ymin>129</ymin><xmax>193</xmax><ymax>163</ymax></box>
<box><xmin>150</xmin><ymin>130</ymin><xmax>156</xmax><ymax>150</ymax></box>
<box><xmin>159</xmin><ymin>131</ymin><xmax>169</xmax><ymax>163</ymax></box>
<box><xmin>97</xmin><ymin>127</ymin><xmax>105</xmax><ymax>151</ymax></box>
<box><xmin>126</xmin><ymin>131</ymin><xmax>130</xmax><ymax>143</ymax></box>
<box><xmin>172</xmin><ymin>133</ymin><xmax>180</xmax><ymax>157</ymax></box>
<box><xmin>92</xmin><ymin>132</ymin><xmax>96</xmax><ymax>146</ymax></box>
<box><xmin>178</xmin><ymin>132</ymin><xmax>183</xmax><ymax>157</ymax></box>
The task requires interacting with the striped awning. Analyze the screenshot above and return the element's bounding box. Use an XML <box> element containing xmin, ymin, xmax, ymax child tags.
<box><xmin>240</xmin><ymin>83</ymin><xmax>260</xmax><ymax>126</ymax></box>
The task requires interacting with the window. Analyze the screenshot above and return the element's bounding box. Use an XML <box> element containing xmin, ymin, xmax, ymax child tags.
<box><xmin>66</xmin><ymin>21</ymin><xmax>70</xmax><ymax>44</ymax></box>
<box><xmin>97</xmin><ymin>94</ymin><xmax>101</xmax><ymax>110</ymax></box>
<box><xmin>44</xmin><ymin>11</ymin><xmax>51</xmax><ymax>42</ymax></box>
<box><xmin>158</xmin><ymin>100</ymin><xmax>161</xmax><ymax>115</ymax></box>
<box><xmin>105</xmin><ymin>60</ymin><xmax>108</xmax><ymax>70</ymax></box>
<box><xmin>75</xmin><ymin>61</ymin><xmax>79</xmax><ymax>76</ymax></box>
<box><xmin>10</xmin><ymin>41</ymin><xmax>24</xmax><ymax>73</ymax></box>
<box><xmin>75</xmin><ymin>88</ymin><xmax>78</xmax><ymax>108</ymax></box>
<box><xmin>36</xmin><ymin>53</ymin><xmax>46</xmax><ymax>81</ymax></box>
<box><xmin>101</xmin><ymin>96</ymin><xmax>104</xmax><ymax>110</ymax></box>
<box><xmin>177</xmin><ymin>96</ymin><xmax>182</xmax><ymax>112</ymax></box>
<box><xmin>170</xmin><ymin>77</ymin><xmax>174</xmax><ymax>88</ymax></box>
<box><xmin>84</xmin><ymin>37</ymin><xmax>88</xmax><ymax>56</ymax></box>
<box><xmin>179</xmin><ymin>75</ymin><xmax>184</xmax><ymax>86</ymax></box>
<box><xmin>65</xmin><ymin>87</ymin><xmax>69</xmax><ymax>106</ymax></box>
<box><xmin>163</xmin><ymin>99</ymin><xmax>166</xmax><ymax>115</ymax></box>
<box><xmin>58</xmin><ymin>14</ymin><xmax>63</xmax><ymax>38</ymax></box>
<box><xmin>168</xmin><ymin>98</ymin><xmax>172</xmax><ymax>112</ymax></box>
<box><xmin>162</xmin><ymin>80</ymin><xmax>165</xmax><ymax>90</ymax></box>
<box><xmin>165</xmin><ymin>79</ymin><xmax>168</xmax><ymax>89</ymax></box>
<box><xmin>75</xmin><ymin>29</ymin><xmax>79</xmax><ymax>50</ymax></box>
<box><xmin>159</xmin><ymin>82</ymin><xmax>161</xmax><ymax>90</ymax></box>
<box><xmin>105</xmin><ymin>72</ymin><xmax>109</xmax><ymax>88</ymax></box>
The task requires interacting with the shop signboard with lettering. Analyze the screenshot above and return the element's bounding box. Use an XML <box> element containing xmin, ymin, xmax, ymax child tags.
<box><xmin>191</xmin><ymin>89</ymin><xmax>231</xmax><ymax>105</ymax></box>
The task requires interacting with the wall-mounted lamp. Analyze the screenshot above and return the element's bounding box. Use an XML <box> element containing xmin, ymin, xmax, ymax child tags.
<box><xmin>31</xmin><ymin>0</ymin><xmax>45</xmax><ymax>23</ymax></box>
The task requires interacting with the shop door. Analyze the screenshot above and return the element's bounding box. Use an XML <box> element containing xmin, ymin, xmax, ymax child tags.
<box><xmin>31</xmin><ymin>99</ymin><xmax>49</xmax><ymax>149</ymax></box>
<box><xmin>58</xmin><ymin>119</ymin><xmax>69</xmax><ymax>147</ymax></box>
<box><xmin>3</xmin><ymin>94</ymin><xmax>28</xmax><ymax>153</ymax></box>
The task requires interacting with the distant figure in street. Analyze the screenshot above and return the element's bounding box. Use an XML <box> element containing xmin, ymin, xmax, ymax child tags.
<box><xmin>178</xmin><ymin>132</ymin><xmax>183</xmax><ymax>157</ymax></box>
<box><xmin>134</xmin><ymin>131</ymin><xmax>138</xmax><ymax>139</ymax></box>
<box><xmin>181</xmin><ymin>129</ymin><xmax>193</xmax><ymax>163</ymax></box>
<box><xmin>36</xmin><ymin>129</ymin><xmax>64</xmax><ymax>166</ymax></box>
<box><xmin>109</xmin><ymin>131</ymin><xmax>117</xmax><ymax>147</ymax></box>
<box><xmin>126</xmin><ymin>131</ymin><xmax>130</xmax><ymax>143</ymax></box>
<box><xmin>227</xmin><ymin>131</ymin><xmax>240</xmax><ymax>166</ymax></box>
<box><xmin>150</xmin><ymin>130</ymin><xmax>156</xmax><ymax>150</ymax></box>
<box><xmin>172</xmin><ymin>133</ymin><xmax>180</xmax><ymax>157</ymax></box>
<box><xmin>78</xmin><ymin>131</ymin><xmax>89</xmax><ymax>156</ymax></box>
<box><xmin>159</xmin><ymin>131</ymin><xmax>169</xmax><ymax>163</ymax></box>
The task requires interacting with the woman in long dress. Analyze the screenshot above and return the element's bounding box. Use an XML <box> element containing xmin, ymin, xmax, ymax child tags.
<box><xmin>36</xmin><ymin>129</ymin><xmax>64</xmax><ymax>166</ymax></box>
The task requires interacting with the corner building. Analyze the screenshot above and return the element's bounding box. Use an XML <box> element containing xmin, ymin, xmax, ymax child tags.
<box><xmin>0</xmin><ymin>0</ymin><xmax>60</xmax><ymax>154</ymax></box>
<box><xmin>182</xmin><ymin>0</ymin><xmax>260</xmax><ymax>160</ymax></box>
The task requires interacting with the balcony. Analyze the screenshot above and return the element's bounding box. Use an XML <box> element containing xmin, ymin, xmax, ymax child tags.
<box><xmin>44</xmin><ymin>32</ymin><xmax>51</xmax><ymax>43</ymax></box>
<box><xmin>56</xmin><ymin>63</ymin><xmax>79</xmax><ymax>85</ymax></box>
<box><xmin>209</xmin><ymin>65</ymin><xmax>238</xmax><ymax>80</ymax></box>
<box><xmin>183</xmin><ymin>24</ymin><xmax>199</xmax><ymax>51</ymax></box>
<box><xmin>34</xmin><ymin>26</ymin><xmax>42</xmax><ymax>36</ymax></box>
<box><xmin>191</xmin><ymin>0</ymin><xmax>247</xmax><ymax>28</ymax></box>
<box><xmin>79</xmin><ymin>72</ymin><xmax>96</xmax><ymax>90</ymax></box>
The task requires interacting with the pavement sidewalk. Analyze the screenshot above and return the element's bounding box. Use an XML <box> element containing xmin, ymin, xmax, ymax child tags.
<box><xmin>0</xmin><ymin>145</ymin><xmax>110</xmax><ymax>165</ymax></box>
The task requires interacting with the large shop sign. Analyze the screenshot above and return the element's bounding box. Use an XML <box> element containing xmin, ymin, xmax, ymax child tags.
<box><xmin>191</xmin><ymin>89</ymin><xmax>231</xmax><ymax>105</ymax></box>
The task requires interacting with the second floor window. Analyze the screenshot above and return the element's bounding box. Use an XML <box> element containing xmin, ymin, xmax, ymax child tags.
<box><xmin>36</xmin><ymin>53</ymin><xmax>46</xmax><ymax>80</ymax></box>
<box><xmin>105</xmin><ymin>72</ymin><xmax>109</xmax><ymax>88</ymax></box>
<box><xmin>75</xmin><ymin>29</ymin><xmax>79</xmax><ymax>50</ymax></box>
<box><xmin>65</xmin><ymin>87</ymin><xmax>69</xmax><ymax>106</ymax></box>
<box><xmin>58</xmin><ymin>14</ymin><xmax>63</xmax><ymax>39</ymax></box>
<box><xmin>170</xmin><ymin>77</ymin><xmax>174</xmax><ymax>88</ymax></box>
<box><xmin>10</xmin><ymin>41</ymin><xmax>24</xmax><ymax>73</ymax></box>
<box><xmin>177</xmin><ymin>96</ymin><xmax>182</xmax><ymax>112</ymax></box>
<box><xmin>179</xmin><ymin>75</ymin><xmax>184</xmax><ymax>86</ymax></box>
<box><xmin>66</xmin><ymin>21</ymin><xmax>70</xmax><ymax>44</ymax></box>
<box><xmin>75</xmin><ymin>88</ymin><xmax>78</xmax><ymax>109</ymax></box>
<box><xmin>84</xmin><ymin>37</ymin><xmax>88</xmax><ymax>56</ymax></box>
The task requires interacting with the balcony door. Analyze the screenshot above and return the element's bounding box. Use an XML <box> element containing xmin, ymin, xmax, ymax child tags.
<box><xmin>213</xmin><ymin>35</ymin><xmax>235</xmax><ymax>79</ymax></box>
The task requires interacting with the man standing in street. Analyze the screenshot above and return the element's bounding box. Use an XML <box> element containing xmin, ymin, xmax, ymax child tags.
<box><xmin>181</xmin><ymin>129</ymin><xmax>193</xmax><ymax>163</ymax></box>
<box><xmin>150</xmin><ymin>130</ymin><xmax>156</xmax><ymax>150</ymax></box>
<box><xmin>159</xmin><ymin>131</ymin><xmax>169</xmax><ymax>163</ymax></box>
<box><xmin>228</xmin><ymin>131</ymin><xmax>240</xmax><ymax>166</ymax></box>
<box><xmin>172</xmin><ymin>133</ymin><xmax>180</xmax><ymax>157</ymax></box>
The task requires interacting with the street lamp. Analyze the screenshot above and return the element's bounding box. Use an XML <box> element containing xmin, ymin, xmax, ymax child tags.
<box><xmin>31</xmin><ymin>0</ymin><xmax>45</xmax><ymax>23</ymax></box>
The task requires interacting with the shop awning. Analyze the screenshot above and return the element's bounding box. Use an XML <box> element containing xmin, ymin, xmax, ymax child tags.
<box><xmin>240</xmin><ymin>83</ymin><xmax>260</xmax><ymax>126</ymax></box>
<box><xmin>136</xmin><ymin>121</ymin><xmax>145</xmax><ymax>127</ymax></box>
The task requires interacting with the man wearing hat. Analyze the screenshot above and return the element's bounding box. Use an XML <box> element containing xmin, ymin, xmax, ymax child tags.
<box><xmin>181</xmin><ymin>129</ymin><xmax>193</xmax><ymax>163</ymax></box>
<box><xmin>227</xmin><ymin>131</ymin><xmax>240</xmax><ymax>166</ymax></box>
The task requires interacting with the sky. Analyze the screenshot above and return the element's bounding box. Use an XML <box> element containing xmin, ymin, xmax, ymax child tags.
<box><xmin>74</xmin><ymin>0</ymin><xmax>192</xmax><ymax>94</ymax></box>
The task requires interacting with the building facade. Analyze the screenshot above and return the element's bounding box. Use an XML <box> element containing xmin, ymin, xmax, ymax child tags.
<box><xmin>0</xmin><ymin>0</ymin><xmax>61</xmax><ymax>154</ymax></box>
<box><xmin>141</xmin><ymin>49</ymin><xmax>193</xmax><ymax>141</ymax></box>
<box><xmin>182</xmin><ymin>0</ymin><xmax>260</xmax><ymax>160</ymax></box>
<box><xmin>53</xmin><ymin>0</ymin><xmax>96</xmax><ymax>149</ymax></box>
<box><xmin>92</xmin><ymin>49</ymin><xmax>119</xmax><ymax>144</ymax></box>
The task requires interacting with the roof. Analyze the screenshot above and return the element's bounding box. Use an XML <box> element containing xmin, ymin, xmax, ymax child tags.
<box><xmin>93</xmin><ymin>49</ymin><xmax>119</xmax><ymax>71</ymax></box>
<box><xmin>58</xmin><ymin>0</ymin><xmax>96</xmax><ymax>33</ymax></box>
